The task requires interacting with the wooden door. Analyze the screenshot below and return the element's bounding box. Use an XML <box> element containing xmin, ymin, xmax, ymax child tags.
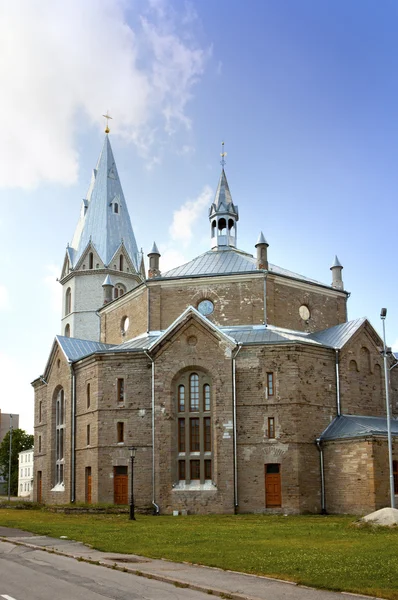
<box><xmin>393</xmin><ymin>460</ymin><xmax>398</xmax><ymax>494</ymax></box>
<box><xmin>114</xmin><ymin>466</ymin><xmax>128</xmax><ymax>504</ymax></box>
<box><xmin>265</xmin><ymin>464</ymin><xmax>281</xmax><ymax>507</ymax></box>
<box><xmin>86</xmin><ymin>467</ymin><xmax>92</xmax><ymax>504</ymax></box>
<box><xmin>37</xmin><ymin>471</ymin><xmax>42</xmax><ymax>503</ymax></box>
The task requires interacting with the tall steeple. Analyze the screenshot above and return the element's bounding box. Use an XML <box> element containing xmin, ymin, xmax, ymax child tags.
<box><xmin>59</xmin><ymin>132</ymin><xmax>144</xmax><ymax>341</ymax></box>
<box><xmin>209</xmin><ymin>144</ymin><xmax>239</xmax><ymax>250</ymax></box>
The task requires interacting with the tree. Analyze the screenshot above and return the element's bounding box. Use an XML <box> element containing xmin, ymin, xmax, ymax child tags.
<box><xmin>0</xmin><ymin>429</ymin><xmax>34</xmax><ymax>496</ymax></box>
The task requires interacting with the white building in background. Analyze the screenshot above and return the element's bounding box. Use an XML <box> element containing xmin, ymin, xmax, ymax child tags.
<box><xmin>18</xmin><ymin>448</ymin><xmax>34</xmax><ymax>498</ymax></box>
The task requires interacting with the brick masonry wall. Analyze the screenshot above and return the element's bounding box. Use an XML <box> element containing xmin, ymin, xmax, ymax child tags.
<box><xmin>266</xmin><ymin>276</ymin><xmax>347</xmax><ymax>332</ymax></box>
<box><xmin>100</xmin><ymin>285</ymin><xmax>148</xmax><ymax>344</ymax></box>
<box><xmin>339</xmin><ymin>325</ymin><xmax>385</xmax><ymax>416</ymax></box>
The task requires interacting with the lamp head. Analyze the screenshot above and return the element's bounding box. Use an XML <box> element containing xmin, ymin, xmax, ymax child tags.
<box><xmin>129</xmin><ymin>446</ymin><xmax>137</xmax><ymax>458</ymax></box>
<box><xmin>380</xmin><ymin>308</ymin><xmax>387</xmax><ymax>319</ymax></box>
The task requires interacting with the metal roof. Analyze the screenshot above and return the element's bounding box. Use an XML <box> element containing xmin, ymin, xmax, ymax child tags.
<box><xmin>160</xmin><ymin>247</ymin><xmax>331</xmax><ymax>287</ymax></box>
<box><xmin>221</xmin><ymin>325</ymin><xmax>321</xmax><ymax>346</ymax></box>
<box><xmin>309</xmin><ymin>317</ymin><xmax>366</xmax><ymax>349</ymax></box>
<box><xmin>320</xmin><ymin>414</ymin><xmax>398</xmax><ymax>441</ymax></box>
<box><xmin>112</xmin><ymin>334</ymin><xmax>159</xmax><ymax>351</ymax></box>
<box><xmin>69</xmin><ymin>136</ymin><xmax>140</xmax><ymax>271</ymax></box>
<box><xmin>57</xmin><ymin>336</ymin><xmax>115</xmax><ymax>362</ymax></box>
<box><xmin>209</xmin><ymin>169</ymin><xmax>237</xmax><ymax>216</ymax></box>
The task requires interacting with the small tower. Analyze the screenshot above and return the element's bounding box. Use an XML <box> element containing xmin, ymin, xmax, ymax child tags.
<box><xmin>209</xmin><ymin>144</ymin><xmax>239</xmax><ymax>250</ymax></box>
<box><xmin>102</xmin><ymin>275</ymin><xmax>114</xmax><ymax>305</ymax></box>
<box><xmin>255</xmin><ymin>232</ymin><xmax>269</xmax><ymax>270</ymax></box>
<box><xmin>59</xmin><ymin>119</ymin><xmax>144</xmax><ymax>341</ymax></box>
<box><xmin>147</xmin><ymin>242</ymin><xmax>161</xmax><ymax>278</ymax></box>
<box><xmin>330</xmin><ymin>255</ymin><xmax>344</xmax><ymax>290</ymax></box>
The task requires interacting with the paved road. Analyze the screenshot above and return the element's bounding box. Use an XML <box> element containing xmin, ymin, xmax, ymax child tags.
<box><xmin>0</xmin><ymin>540</ymin><xmax>210</xmax><ymax>600</ymax></box>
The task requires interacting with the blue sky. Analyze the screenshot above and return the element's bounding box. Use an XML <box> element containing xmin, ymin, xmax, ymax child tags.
<box><xmin>1</xmin><ymin>0</ymin><xmax>397</xmax><ymax>432</ymax></box>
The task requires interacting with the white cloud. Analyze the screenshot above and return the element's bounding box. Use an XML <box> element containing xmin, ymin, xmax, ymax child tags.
<box><xmin>0</xmin><ymin>285</ymin><xmax>10</xmax><ymax>310</ymax></box>
<box><xmin>43</xmin><ymin>265</ymin><xmax>62</xmax><ymax>315</ymax></box>
<box><xmin>159</xmin><ymin>248</ymin><xmax>190</xmax><ymax>273</ymax></box>
<box><xmin>0</xmin><ymin>0</ymin><xmax>209</xmax><ymax>189</ymax></box>
<box><xmin>169</xmin><ymin>185</ymin><xmax>213</xmax><ymax>246</ymax></box>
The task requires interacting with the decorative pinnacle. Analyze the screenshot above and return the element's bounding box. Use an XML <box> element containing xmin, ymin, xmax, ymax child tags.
<box><xmin>220</xmin><ymin>141</ymin><xmax>227</xmax><ymax>168</ymax></box>
<box><xmin>102</xmin><ymin>111</ymin><xmax>113</xmax><ymax>134</ymax></box>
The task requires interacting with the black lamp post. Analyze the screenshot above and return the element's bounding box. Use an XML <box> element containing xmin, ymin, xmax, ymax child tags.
<box><xmin>128</xmin><ymin>446</ymin><xmax>137</xmax><ymax>520</ymax></box>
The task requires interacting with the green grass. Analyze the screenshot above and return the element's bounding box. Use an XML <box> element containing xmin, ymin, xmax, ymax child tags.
<box><xmin>0</xmin><ymin>510</ymin><xmax>397</xmax><ymax>599</ymax></box>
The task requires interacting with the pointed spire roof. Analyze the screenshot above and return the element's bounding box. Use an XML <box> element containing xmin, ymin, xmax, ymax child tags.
<box><xmin>102</xmin><ymin>274</ymin><xmax>113</xmax><ymax>287</ymax></box>
<box><xmin>255</xmin><ymin>231</ymin><xmax>268</xmax><ymax>247</ymax></box>
<box><xmin>149</xmin><ymin>241</ymin><xmax>160</xmax><ymax>255</ymax></box>
<box><xmin>210</xmin><ymin>169</ymin><xmax>238</xmax><ymax>217</ymax></box>
<box><xmin>331</xmin><ymin>255</ymin><xmax>343</xmax><ymax>269</ymax></box>
<box><xmin>69</xmin><ymin>136</ymin><xmax>140</xmax><ymax>271</ymax></box>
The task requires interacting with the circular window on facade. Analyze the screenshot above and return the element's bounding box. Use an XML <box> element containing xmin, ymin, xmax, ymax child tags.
<box><xmin>197</xmin><ymin>299</ymin><xmax>214</xmax><ymax>316</ymax></box>
<box><xmin>121</xmin><ymin>316</ymin><xmax>130</xmax><ymax>334</ymax></box>
<box><xmin>299</xmin><ymin>305</ymin><xmax>311</xmax><ymax>321</ymax></box>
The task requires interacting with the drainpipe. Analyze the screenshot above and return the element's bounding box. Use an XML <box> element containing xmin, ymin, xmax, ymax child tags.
<box><xmin>144</xmin><ymin>350</ymin><xmax>159</xmax><ymax>515</ymax></box>
<box><xmin>316</xmin><ymin>439</ymin><xmax>326</xmax><ymax>514</ymax></box>
<box><xmin>232</xmin><ymin>344</ymin><xmax>242</xmax><ymax>513</ymax></box>
<box><xmin>263</xmin><ymin>274</ymin><xmax>267</xmax><ymax>325</ymax></box>
<box><xmin>69</xmin><ymin>361</ymin><xmax>76</xmax><ymax>503</ymax></box>
<box><xmin>335</xmin><ymin>350</ymin><xmax>341</xmax><ymax>416</ymax></box>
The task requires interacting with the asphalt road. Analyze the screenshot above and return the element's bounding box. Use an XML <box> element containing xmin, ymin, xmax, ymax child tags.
<box><xmin>0</xmin><ymin>540</ymin><xmax>211</xmax><ymax>600</ymax></box>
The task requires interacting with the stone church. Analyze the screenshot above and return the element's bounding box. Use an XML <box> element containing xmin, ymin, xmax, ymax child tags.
<box><xmin>32</xmin><ymin>133</ymin><xmax>398</xmax><ymax>515</ymax></box>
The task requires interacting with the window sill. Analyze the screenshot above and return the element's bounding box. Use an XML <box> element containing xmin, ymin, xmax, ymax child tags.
<box><xmin>172</xmin><ymin>481</ymin><xmax>217</xmax><ymax>492</ymax></box>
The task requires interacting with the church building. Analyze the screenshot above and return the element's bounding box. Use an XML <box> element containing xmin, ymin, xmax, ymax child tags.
<box><xmin>32</xmin><ymin>132</ymin><xmax>398</xmax><ymax>515</ymax></box>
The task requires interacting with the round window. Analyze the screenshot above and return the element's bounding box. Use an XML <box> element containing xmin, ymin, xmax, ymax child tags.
<box><xmin>121</xmin><ymin>316</ymin><xmax>130</xmax><ymax>333</ymax></box>
<box><xmin>197</xmin><ymin>300</ymin><xmax>214</xmax><ymax>316</ymax></box>
<box><xmin>299</xmin><ymin>305</ymin><xmax>310</xmax><ymax>321</ymax></box>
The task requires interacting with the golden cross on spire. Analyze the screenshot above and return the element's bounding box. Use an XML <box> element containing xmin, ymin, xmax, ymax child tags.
<box><xmin>220</xmin><ymin>141</ymin><xmax>227</xmax><ymax>168</ymax></box>
<box><xmin>102</xmin><ymin>111</ymin><xmax>113</xmax><ymax>134</ymax></box>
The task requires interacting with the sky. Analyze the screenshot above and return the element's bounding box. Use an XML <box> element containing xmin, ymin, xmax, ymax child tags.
<box><xmin>1</xmin><ymin>0</ymin><xmax>398</xmax><ymax>433</ymax></box>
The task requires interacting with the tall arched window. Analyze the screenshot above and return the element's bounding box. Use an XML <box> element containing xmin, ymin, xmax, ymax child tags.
<box><xmin>64</xmin><ymin>324</ymin><xmax>70</xmax><ymax>337</ymax></box>
<box><xmin>89</xmin><ymin>252</ymin><xmax>93</xmax><ymax>269</ymax></box>
<box><xmin>114</xmin><ymin>283</ymin><xmax>126</xmax><ymax>299</ymax></box>
<box><xmin>119</xmin><ymin>255</ymin><xmax>124</xmax><ymax>271</ymax></box>
<box><xmin>65</xmin><ymin>288</ymin><xmax>71</xmax><ymax>315</ymax></box>
<box><xmin>176</xmin><ymin>371</ymin><xmax>212</xmax><ymax>484</ymax></box>
<box><xmin>55</xmin><ymin>388</ymin><xmax>65</xmax><ymax>487</ymax></box>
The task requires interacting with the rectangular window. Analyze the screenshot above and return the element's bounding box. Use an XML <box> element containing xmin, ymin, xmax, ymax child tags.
<box><xmin>178</xmin><ymin>418</ymin><xmax>185</xmax><ymax>452</ymax></box>
<box><xmin>189</xmin><ymin>374</ymin><xmax>199</xmax><ymax>411</ymax></box>
<box><xmin>117</xmin><ymin>421</ymin><xmax>124</xmax><ymax>443</ymax></box>
<box><xmin>204</xmin><ymin>459</ymin><xmax>212</xmax><ymax>480</ymax></box>
<box><xmin>39</xmin><ymin>401</ymin><xmax>42</xmax><ymax>423</ymax></box>
<box><xmin>87</xmin><ymin>383</ymin><xmax>91</xmax><ymax>409</ymax></box>
<box><xmin>268</xmin><ymin>417</ymin><xmax>275</xmax><ymax>439</ymax></box>
<box><xmin>190</xmin><ymin>418</ymin><xmax>200</xmax><ymax>451</ymax></box>
<box><xmin>204</xmin><ymin>384</ymin><xmax>211</xmax><ymax>411</ymax></box>
<box><xmin>117</xmin><ymin>378</ymin><xmax>125</xmax><ymax>403</ymax></box>
<box><xmin>87</xmin><ymin>424</ymin><xmax>90</xmax><ymax>446</ymax></box>
<box><xmin>38</xmin><ymin>435</ymin><xmax>42</xmax><ymax>453</ymax></box>
<box><xmin>178</xmin><ymin>385</ymin><xmax>185</xmax><ymax>412</ymax></box>
<box><xmin>190</xmin><ymin>460</ymin><xmax>200</xmax><ymax>480</ymax></box>
<box><xmin>178</xmin><ymin>460</ymin><xmax>186</xmax><ymax>481</ymax></box>
<box><xmin>267</xmin><ymin>372</ymin><xmax>274</xmax><ymax>396</ymax></box>
<box><xmin>204</xmin><ymin>417</ymin><xmax>211</xmax><ymax>451</ymax></box>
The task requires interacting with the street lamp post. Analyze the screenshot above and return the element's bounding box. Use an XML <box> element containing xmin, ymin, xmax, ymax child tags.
<box><xmin>380</xmin><ymin>308</ymin><xmax>395</xmax><ymax>509</ymax></box>
<box><xmin>7</xmin><ymin>414</ymin><xmax>13</xmax><ymax>501</ymax></box>
<box><xmin>128</xmin><ymin>446</ymin><xmax>137</xmax><ymax>520</ymax></box>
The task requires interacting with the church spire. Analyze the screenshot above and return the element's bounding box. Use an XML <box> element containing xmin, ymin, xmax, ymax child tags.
<box><xmin>209</xmin><ymin>143</ymin><xmax>239</xmax><ymax>250</ymax></box>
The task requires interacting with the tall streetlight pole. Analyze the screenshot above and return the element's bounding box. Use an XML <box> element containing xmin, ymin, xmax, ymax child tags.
<box><xmin>7</xmin><ymin>414</ymin><xmax>13</xmax><ymax>501</ymax></box>
<box><xmin>128</xmin><ymin>446</ymin><xmax>137</xmax><ymax>520</ymax></box>
<box><xmin>380</xmin><ymin>308</ymin><xmax>395</xmax><ymax>509</ymax></box>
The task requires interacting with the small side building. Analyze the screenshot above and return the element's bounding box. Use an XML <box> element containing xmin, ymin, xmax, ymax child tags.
<box><xmin>18</xmin><ymin>448</ymin><xmax>34</xmax><ymax>498</ymax></box>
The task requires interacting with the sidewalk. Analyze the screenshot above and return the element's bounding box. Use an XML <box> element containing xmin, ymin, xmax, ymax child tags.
<box><xmin>0</xmin><ymin>526</ymin><xmax>383</xmax><ymax>600</ymax></box>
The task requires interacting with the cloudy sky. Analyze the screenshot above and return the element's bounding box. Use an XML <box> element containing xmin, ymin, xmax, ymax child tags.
<box><xmin>1</xmin><ymin>0</ymin><xmax>398</xmax><ymax>432</ymax></box>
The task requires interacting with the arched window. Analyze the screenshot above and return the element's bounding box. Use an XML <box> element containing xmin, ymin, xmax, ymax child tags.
<box><xmin>176</xmin><ymin>371</ymin><xmax>212</xmax><ymax>484</ymax></box>
<box><xmin>64</xmin><ymin>324</ymin><xmax>70</xmax><ymax>337</ymax></box>
<box><xmin>65</xmin><ymin>288</ymin><xmax>71</xmax><ymax>316</ymax></box>
<box><xmin>218</xmin><ymin>218</ymin><xmax>227</xmax><ymax>235</ymax></box>
<box><xmin>114</xmin><ymin>283</ymin><xmax>126</xmax><ymax>299</ymax></box>
<box><xmin>89</xmin><ymin>252</ymin><xmax>93</xmax><ymax>269</ymax></box>
<box><xmin>119</xmin><ymin>255</ymin><xmax>124</xmax><ymax>271</ymax></box>
<box><xmin>114</xmin><ymin>202</ymin><xmax>119</xmax><ymax>214</ymax></box>
<box><xmin>55</xmin><ymin>388</ymin><xmax>65</xmax><ymax>487</ymax></box>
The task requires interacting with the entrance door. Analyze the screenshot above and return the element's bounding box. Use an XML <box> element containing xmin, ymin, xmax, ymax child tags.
<box><xmin>85</xmin><ymin>467</ymin><xmax>92</xmax><ymax>504</ymax></box>
<box><xmin>265</xmin><ymin>464</ymin><xmax>281</xmax><ymax>507</ymax></box>
<box><xmin>393</xmin><ymin>460</ymin><xmax>398</xmax><ymax>494</ymax></box>
<box><xmin>114</xmin><ymin>466</ymin><xmax>128</xmax><ymax>504</ymax></box>
<box><xmin>37</xmin><ymin>471</ymin><xmax>42</xmax><ymax>503</ymax></box>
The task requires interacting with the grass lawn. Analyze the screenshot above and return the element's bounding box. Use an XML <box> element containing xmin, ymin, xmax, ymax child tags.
<box><xmin>0</xmin><ymin>509</ymin><xmax>397</xmax><ymax>599</ymax></box>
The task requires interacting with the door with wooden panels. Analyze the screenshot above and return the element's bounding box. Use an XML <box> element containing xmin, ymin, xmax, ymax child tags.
<box><xmin>265</xmin><ymin>463</ymin><xmax>281</xmax><ymax>507</ymax></box>
<box><xmin>85</xmin><ymin>467</ymin><xmax>92</xmax><ymax>504</ymax></box>
<box><xmin>114</xmin><ymin>466</ymin><xmax>128</xmax><ymax>504</ymax></box>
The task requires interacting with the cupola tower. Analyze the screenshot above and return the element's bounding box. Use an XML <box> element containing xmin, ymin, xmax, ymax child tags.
<box><xmin>209</xmin><ymin>144</ymin><xmax>239</xmax><ymax>250</ymax></box>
